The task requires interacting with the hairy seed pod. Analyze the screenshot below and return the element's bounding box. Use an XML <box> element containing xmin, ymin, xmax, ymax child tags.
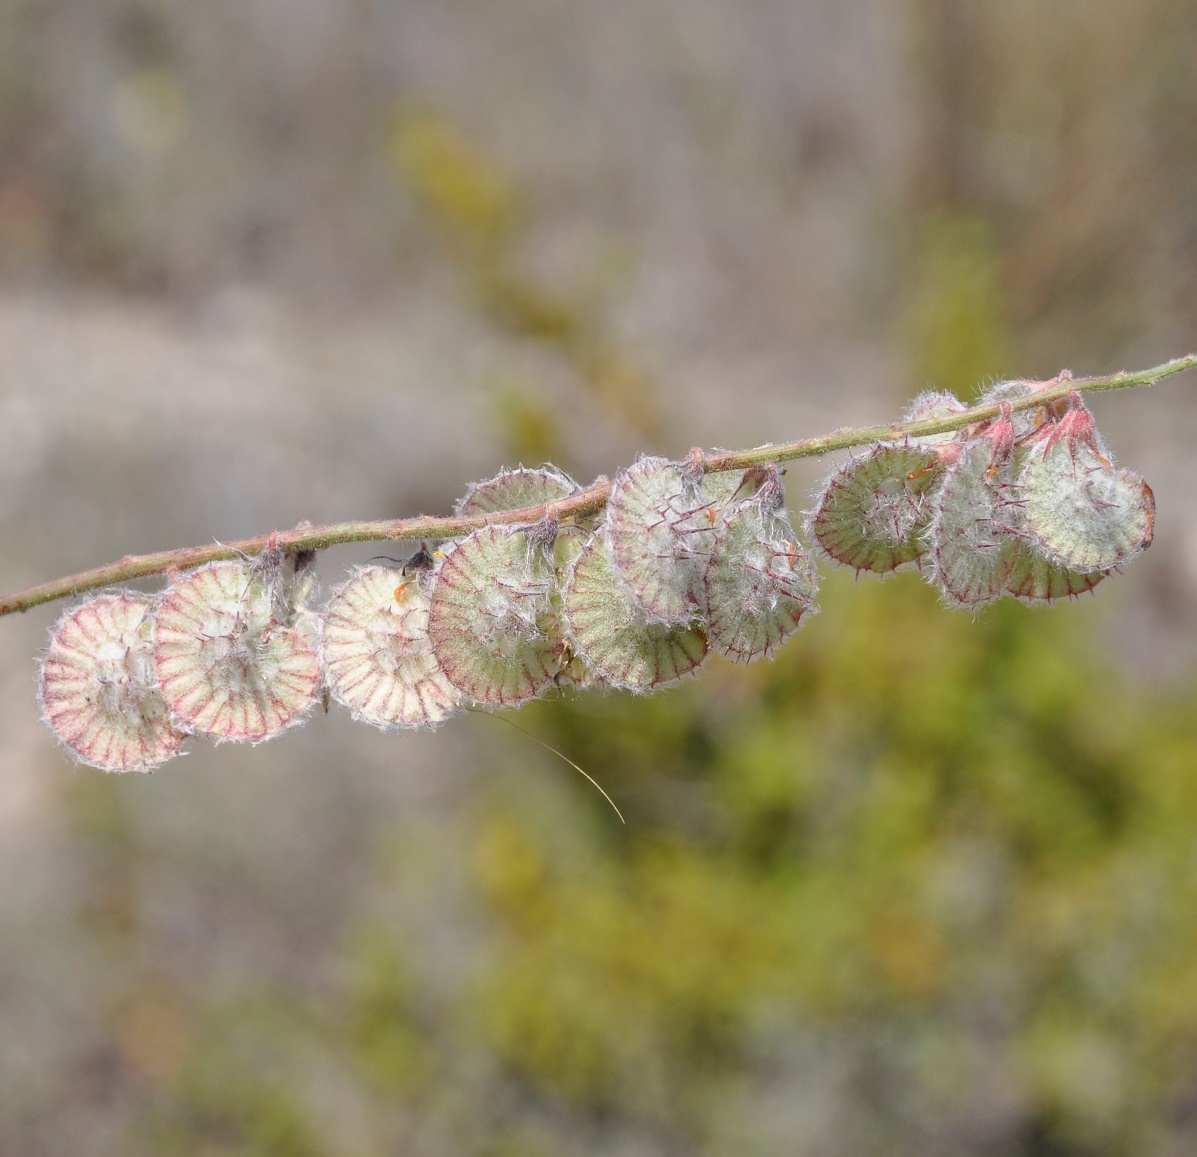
<box><xmin>736</xmin><ymin>463</ymin><xmax>787</xmax><ymax>512</ymax></box>
<box><xmin>604</xmin><ymin>456</ymin><xmax>741</xmax><ymax>625</ymax></box>
<box><xmin>154</xmin><ymin>561</ymin><xmax>321</xmax><ymax>742</ymax></box>
<box><xmin>1003</xmin><ymin>538</ymin><xmax>1105</xmax><ymax>604</ymax></box>
<box><xmin>563</xmin><ymin>532</ymin><xmax>707</xmax><ymax>691</ymax></box>
<box><xmin>903</xmin><ymin>391</ymin><xmax>968</xmax><ymax>445</ymax></box>
<box><xmin>980</xmin><ymin>379</ymin><xmax>1064</xmax><ymax>437</ymax></box>
<box><xmin>809</xmin><ymin>443</ymin><xmax>945</xmax><ymax>573</ymax></box>
<box><xmin>1021</xmin><ymin>407</ymin><xmax>1154</xmax><ymax>571</ymax></box>
<box><xmin>542</xmin><ymin>534</ymin><xmax>604</xmax><ymax>691</ymax></box>
<box><xmin>427</xmin><ymin>525</ymin><xmax>563</xmax><ymax>706</ymax></box>
<box><xmin>705</xmin><ymin>500</ymin><xmax>818</xmax><ymax>663</ymax></box>
<box><xmin>39</xmin><ymin>593</ymin><xmax>186</xmax><ymax>772</ymax></box>
<box><xmin>926</xmin><ymin>437</ymin><xmax>1019</xmax><ymax>610</ymax></box>
<box><xmin>321</xmin><ymin>566</ymin><xmax>461</xmax><ymax>729</ymax></box>
<box><xmin>456</xmin><ymin>466</ymin><xmax>579</xmax><ymax>517</ymax></box>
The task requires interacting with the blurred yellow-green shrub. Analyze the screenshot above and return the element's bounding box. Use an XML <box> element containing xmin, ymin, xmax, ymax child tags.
<box><xmin>116</xmin><ymin>572</ymin><xmax>1197</xmax><ymax>1156</ymax></box>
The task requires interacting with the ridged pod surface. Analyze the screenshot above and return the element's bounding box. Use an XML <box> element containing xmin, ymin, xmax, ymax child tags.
<box><xmin>705</xmin><ymin>502</ymin><xmax>818</xmax><ymax>663</ymax></box>
<box><xmin>1021</xmin><ymin>411</ymin><xmax>1154</xmax><ymax>571</ymax></box>
<box><xmin>322</xmin><ymin>566</ymin><xmax>461</xmax><ymax>729</ymax></box>
<box><xmin>456</xmin><ymin>466</ymin><xmax>579</xmax><ymax>517</ymax></box>
<box><xmin>154</xmin><ymin>561</ymin><xmax>321</xmax><ymax>742</ymax></box>
<box><xmin>604</xmin><ymin>456</ymin><xmax>744</xmax><ymax>625</ymax></box>
<box><xmin>926</xmin><ymin>439</ymin><xmax>1018</xmax><ymax>610</ymax></box>
<box><xmin>809</xmin><ymin>443</ymin><xmax>944</xmax><ymax>573</ymax></box>
<box><xmin>563</xmin><ymin>533</ymin><xmax>707</xmax><ymax>691</ymax></box>
<box><xmin>39</xmin><ymin>593</ymin><xmax>186</xmax><ymax>771</ymax></box>
<box><xmin>427</xmin><ymin>525</ymin><xmax>563</xmax><ymax>706</ymax></box>
<box><xmin>1003</xmin><ymin>539</ymin><xmax>1105</xmax><ymax>604</ymax></box>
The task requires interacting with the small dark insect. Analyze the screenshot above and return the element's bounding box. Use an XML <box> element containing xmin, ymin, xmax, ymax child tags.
<box><xmin>292</xmin><ymin>548</ymin><xmax>318</xmax><ymax>575</ymax></box>
<box><xmin>402</xmin><ymin>544</ymin><xmax>437</xmax><ymax>576</ymax></box>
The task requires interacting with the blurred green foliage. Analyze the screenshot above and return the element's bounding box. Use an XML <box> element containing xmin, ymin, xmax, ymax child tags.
<box><xmin>147</xmin><ymin>997</ymin><xmax>321</xmax><ymax>1157</ymax></box>
<box><xmin>389</xmin><ymin>107</ymin><xmax>664</xmax><ymax>449</ymax></box>
<box><xmin>78</xmin><ymin>572</ymin><xmax>1196</xmax><ymax>1156</ymax></box>
<box><xmin>14</xmin><ymin>4</ymin><xmax>1197</xmax><ymax>1150</ymax></box>
<box><xmin>906</xmin><ymin>210</ymin><xmax>1011</xmax><ymax>397</ymax></box>
<box><xmin>51</xmin><ymin>100</ymin><xmax>1197</xmax><ymax>1151</ymax></box>
<box><xmin>388</xmin><ymin>108</ymin><xmax>518</xmax><ymax>258</ymax></box>
<box><xmin>461</xmin><ymin>578</ymin><xmax>1197</xmax><ymax>1154</ymax></box>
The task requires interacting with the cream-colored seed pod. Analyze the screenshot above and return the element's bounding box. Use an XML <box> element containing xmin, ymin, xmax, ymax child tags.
<box><xmin>40</xmin><ymin>592</ymin><xmax>186</xmax><ymax>771</ymax></box>
<box><xmin>154</xmin><ymin>562</ymin><xmax>320</xmax><ymax>743</ymax></box>
<box><xmin>322</xmin><ymin>565</ymin><xmax>461</xmax><ymax>729</ymax></box>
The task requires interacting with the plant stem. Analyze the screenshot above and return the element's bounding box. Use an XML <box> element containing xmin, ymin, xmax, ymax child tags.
<box><xmin>3</xmin><ymin>354</ymin><xmax>1193</xmax><ymax>618</ymax></box>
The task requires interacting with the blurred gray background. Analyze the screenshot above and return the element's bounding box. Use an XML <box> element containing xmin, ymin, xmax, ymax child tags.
<box><xmin>2</xmin><ymin>2</ymin><xmax>1197</xmax><ymax>1155</ymax></box>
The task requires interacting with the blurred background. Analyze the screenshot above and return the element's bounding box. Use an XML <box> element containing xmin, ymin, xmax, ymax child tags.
<box><xmin>1</xmin><ymin>1</ymin><xmax>1197</xmax><ymax>1154</ymax></box>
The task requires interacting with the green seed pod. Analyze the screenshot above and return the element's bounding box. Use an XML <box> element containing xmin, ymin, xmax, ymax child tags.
<box><xmin>154</xmin><ymin>561</ymin><xmax>321</xmax><ymax>743</ymax></box>
<box><xmin>456</xmin><ymin>466</ymin><xmax>579</xmax><ymax>517</ymax></box>
<box><xmin>604</xmin><ymin>456</ymin><xmax>752</xmax><ymax>625</ymax></box>
<box><xmin>1021</xmin><ymin>408</ymin><xmax>1154</xmax><ymax>572</ymax></box>
<box><xmin>704</xmin><ymin>499</ymin><xmax>818</xmax><ymax>663</ymax></box>
<box><xmin>1003</xmin><ymin>539</ymin><xmax>1105</xmax><ymax>604</ymax></box>
<box><xmin>562</xmin><ymin>533</ymin><xmax>707</xmax><ymax>691</ymax></box>
<box><xmin>427</xmin><ymin>524</ymin><xmax>564</xmax><ymax>706</ymax></box>
<box><xmin>321</xmin><ymin>566</ymin><xmax>461</xmax><ymax>729</ymax></box>
<box><xmin>809</xmin><ymin>443</ymin><xmax>945</xmax><ymax>573</ymax></box>
<box><xmin>545</xmin><ymin>533</ymin><xmax>604</xmax><ymax>690</ymax></box>
<box><xmin>926</xmin><ymin>438</ymin><xmax>1019</xmax><ymax>610</ymax></box>
<box><xmin>39</xmin><ymin>593</ymin><xmax>186</xmax><ymax>772</ymax></box>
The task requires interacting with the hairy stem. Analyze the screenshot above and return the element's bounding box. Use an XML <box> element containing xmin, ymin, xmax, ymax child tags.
<box><xmin>3</xmin><ymin>354</ymin><xmax>1193</xmax><ymax>618</ymax></box>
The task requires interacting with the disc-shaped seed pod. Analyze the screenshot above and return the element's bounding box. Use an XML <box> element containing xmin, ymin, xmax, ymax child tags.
<box><xmin>154</xmin><ymin>561</ymin><xmax>321</xmax><ymax>742</ymax></box>
<box><xmin>536</xmin><ymin>534</ymin><xmax>604</xmax><ymax>691</ymax></box>
<box><xmin>427</xmin><ymin>524</ymin><xmax>564</xmax><ymax>706</ymax></box>
<box><xmin>321</xmin><ymin>566</ymin><xmax>461</xmax><ymax>729</ymax></box>
<box><xmin>563</xmin><ymin>532</ymin><xmax>707</xmax><ymax>691</ymax></box>
<box><xmin>809</xmin><ymin>443</ymin><xmax>945</xmax><ymax>573</ymax></box>
<box><xmin>705</xmin><ymin>503</ymin><xmax>818</xmax><ymax>663</ymax></box>
<box><xmin>604</xmin><ymin>456</ymin><xmax>742</xmax><ymax>625</ymax></box>
<box><xmin>456</xmin><ymin>466</ymin><xmax>579</xmax><ymax>517</ymax></box>
<box><xmin>926</xmin><ymin>439</ymin><xmax>1019</xmax><ymax>610</ymax></box>
<box><xmin>39</xmin><ymin>593</ymin><xmax>186</xmax><ymax>772</ymax></box>
<box><xmin>1021</xmin><ymin>411</ymin><xmax>1154</xmax><ymax>572</ymax></box>
<box><xmin>1003</xmin><ymin>539</ymin><xmax>1105</xmax><ymax>604</ymax></box>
